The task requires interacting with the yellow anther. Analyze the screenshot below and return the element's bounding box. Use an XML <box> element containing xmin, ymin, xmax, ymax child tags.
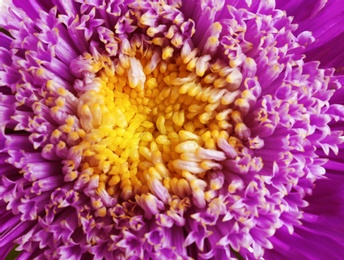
<box><xmin>124</xmin><ymin>110</ymin><xmax>135</xmax><ymax>123</ymax></box>
<box><xmin>156</xmin><ymin>135</ymin><xmax>171</xmax><ymax>145</ymax></box>
<box><xmin>204</xmin><ymin>36</ymin><xmax>219</xmax><ymax>53</ymax></box>
<box><xmin>155</xmin><ymin>163</ymin><xmax>169</xmax><ymax>178</ymax></box>
<box><xmin>36</xmin><ymin>67</ymin><xmax>45</xmax><ymax>77</ymax></box>
<box><xmin>92</xmin><ymin>199</ymin><xmax>103</xmax><ymax>209</ymax></box>
<box><xmin>203</xmin><ymin>73</ymin><xmax>217</xmax><ymax>84</ymax></box>
<box><xmin>231</xmin><ymin>110</ymin><xmax>243</xmax><ymax>123</ymax></box>
<box><xmin>168</xmin><ymin>131</ymin><xmax>180</xmax><ymax>141</ymax></box>
<box><xmin>171</xmin><ymin>34</ymin><xmax>183</xmax><ymax>47</ymax></box>
<box><xmin>64</xmin><ymin>170</ymin><xmax>78</xmax><ymax>182</ymax></box>
<box><xmin>83</xmin><ymin>149</ymin><xmax>95</xmax><ymax>157</ymax></box>
<box><xmin>217</xmin><ymin>66</ymin><xmax>231</xmax><ymax>77</ymax></box>
<box><xmin>182</xmin><ymin>47</ymin><xmax>198</xmax><ymax>64</ymax></box>
<box><xmin>57</xmin><ymin>87</ymin><xmax>67</xmax><ymax>96</ymax></box>
<box><xmin>99</xmin><ymin>173</ymin><xmax>109</xmax><ymax>182</ymax></box>
<box><xmin>98</xmin><ymin>160</ymin><xmax>111</xmax><ymax>173</ymax></box>
<box><xmin>129</xmin><ymin>147</ymin><xmax>139</xmax><ymax>161</ymax></box>
<box><xmin>170</xmin><ymin>178</ymin><xmax>179</xmax><ymax>195</ymax></box>
<box><xmin>226</xmin><ymin>69</ymin><xmax>242</xmax><ymax>88</ymax></box>
<box><xmin>140</xmin><ymin>132</ymin><xmax>153</xmax><ymax>142</ymax></box>
<box><xmin>212</xmin><ymin>22</ymin><xmax>222</xmax><ymax>32</ymax></box>
<box><xmin>121</xmin><ymin>185</ymin><xmax>133</xmax><ymax>200</ymax></box>
<box><xmin>173</xmin><ymin>159</ymin><xmax>204</xmax><ymax>174</ymax></box>
<box><xmin>146</xmin><ymin>78</ymin><xmax>158</xmax><ymax>89</ymax></box>
<box><xmin>165</xmin><ymin>26</ymin><xmax>175</xmax><ymax>39</ymax></box>
<box><xmin>94</xmin><ymin>151</ymin><xmax>108</xmax><ymax>161</ymax></box>
<box><xmin>159</xmin><ymin>61</ymin><xmax>168</xmax><ymax>73</ymax></box>
<box><xmin>162</xmin><ymin>46</ymin><xmax>174</xmax><ymax>60</ymax></box>
<box><xmin>151</xmin><ymin>150</ymin><xmax>163</xmax><ymax>164</ymax></box>
<box><xmin>205</xmin><ymin>139</ymin><xmax>216</xmax><ymax>150</ymax></box>
<box><xmin>175</xmin><ymin>140</ymin><xmax>199</xmax><ymax>153</ymax></box>
<box><xmin>190</xmin><ymin>179</ymin><xmax>207</xmax><ymax>191</ymax></box>
<box><xmin>178</xmin><ymin>130</ymin><xmax>201</xmax><ymax>141</ymax></box>
<box><xmin>188</xmin><ymin>83</ymin><xmax>202</xmax><ymax>97</ymax></box>
<box><xmin>96</xmin><ymin>207</ymin><xmax>107</xmax><ymax>217</ymax></box>
<box><xmin>218</xmin><ymin>120</ymin><xmax>232</xmax><ymax>129</ymax></box>
<box><xmin>214</xmin><ymin>77</ymin><xmax>227</xmax><ymax>88</ymax></box>
<box><xmin>234</xmin><ymin>98</ymin><xmax>250</xmax><ymax>112</ymax></box>
<box><xmin>108</xmin><ymin>175</ymin><xmax>121</xmax><ymax>187</ymax></box>
<box><xmin>195</xmin><ymin>55</ymin><xmax>211</xmax><ymax>77</ymax></box>
<box><xmin>128</xmin><ymin>114</ymin><xmax>145</xmax><ymax>132</ymax></box>
<box><xmin>204</xmin><ymin>190</ymin><xmax>217</xmax><ymax>201</ymax></box>
<box><xmin>55</xmin><ymin>96</ymin><xmax>65</xmax><ymax>107</ymax></box>
<box><xmin>200</xmin><ymin>160</ymin><xmax>221</xmax><ymax>170</ymax></box>
<box><xmin>210</xmin><ymin>130</ymin><xmax>219</xmax><ymax>141</ymax></box>
<box><xmin>150</xmin><ymin>140</ymin><xmax>159</xmax><ymax>152</ymax></box>
<box><xmin>59</xmin><ymin>124</ymin><xmax>72</xmax><ymax>133</ymax></box>
<box><xmin>199</xmin><ymin>112</ymin><xmax>213</xmax><ymax>124</ymax></box>
<box><xmin>42</xmin><ymin>143</ymin><xmax>54</xmax><ymax>153</ymax></box>
<box><xmin>234</xmin><ymin>122</ymin><xmax>251</xmax><ymax>139</ymax></box>
<box><xmin>208</xmin><ymin>89</ymin><xmax>226</xmax><ymax>104</ymax></box>
<box><xmin>215</xmin><ymin>109</ymin><xmax>232</xmax><ymax>121</ymax></box>
<box><xmin>64</xmin><ymin>116</ymin><xmax>75</xmax><ymax>127</ymax></box>
<box><xmin>158</xmin><ymin>87</ymin><xmax>170</xmax><ymax>101</ymax></box>
<box><xmin>139</xmin><ymin>147</ymin><xmax>152</xmax><ymax>160</ymax></box>
<box><xmin>172</xmin><ymin>110</ymin><xmax>185</xmax><ymax>127</ymax></box>
<box><xmin>200</xmin><ymin>87</ymin><xmax>212</xmax><ymax>102</ymax></box>
<box><xmin>180</xmin><ymin>152</ymin><xmax>200</xmax><ymax>162</ymax></box>
<box><xmin>179</xmin><ymin>82</ymin><xmax>193</xmax><ymax>94</ymax></box>
<box><xmin>186</xmin><ymin>57</ymin><xmax>198</xmax><ymax>71</ymax></box>
<box><xmin>156</xmin><ymin>114</ymin><xmax>167</xmax><ymax>135</ymax></box>
<box><xmin>178</xmin><ymin>178</ymin><xmax>192</xmax><ymax>197</ymax></box>
<box><xmin>221</xmin><ymin>90</ymin><xmax>241</xmax><ymax>105</ymax></box>
<box><xmin>205</xmin><ymin>102</ymin><xmax>220</xmax><ymax>112</ymax></box>
<box><xmin>188</xmin><ymin>104</ymin><xmax>203</xmax><ymax>113</ymax></box>
<box><xmin>182</xmin><ymin>170</ymin><xmax>197</xmax><ymax>181</ymax></box>
<box><xmin>148</xmin><ymin>166</ymin><xmax>163</xmax><ymax>180</ymax></box>
<box><xmin>57</xmin><ymin>140</ymin><xmax>66</xmax><ymax>150</ymax></box>
<box><xmin>164</xmin><ymin>105</ymin><xmax>173</xmax><ymax>114</ymax></box>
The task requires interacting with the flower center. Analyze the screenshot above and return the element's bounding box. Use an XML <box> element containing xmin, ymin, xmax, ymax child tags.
<box><xmin>54</xmin><ymin>42</ymin><xmax>253</xmax><ymax>213</ymax></box>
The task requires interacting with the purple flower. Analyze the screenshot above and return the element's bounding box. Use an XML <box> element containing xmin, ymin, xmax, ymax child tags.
<box><xmin>1</xmin><ymin>0</ymin><xmax>344</xmax><ymax>259</ymax></box>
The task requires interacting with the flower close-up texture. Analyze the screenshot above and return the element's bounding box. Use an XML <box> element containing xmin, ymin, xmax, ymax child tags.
<box><xmin>1</xmin><ymin>0</ymin><xmax>344</xmax><ymax>259</ymax></box>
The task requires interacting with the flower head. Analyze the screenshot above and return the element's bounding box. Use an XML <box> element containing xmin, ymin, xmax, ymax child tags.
<box><xmin>1</xmin><ymin>0</ymin><xmax>344</xmax><ymax>259</ymax></box>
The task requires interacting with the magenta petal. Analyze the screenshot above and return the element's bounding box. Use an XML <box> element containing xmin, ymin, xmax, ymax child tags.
<box><xmin>277</xmin><ymin>0</ymin><xmax>344</xmax><ymax>71</ymax></box>
<box><xmin>304</xmin><ymin>33</ymin><xmax>344</xmax><ymax>73</ymax></box>
<box><xmin>275</xmin><ymin>0</ymin><xmax>327</xmax><ymax>23</ymax></box>
<box><xmin>1</xmin><ymin>1</ymin><xmax>344</xmax><ymax>259</ymax></box>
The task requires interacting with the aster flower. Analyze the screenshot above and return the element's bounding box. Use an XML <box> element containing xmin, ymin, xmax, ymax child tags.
<box><xmin>1</xmin><ymin>0</ymin><xmax>344</xmax><ymax>259</ymax></box>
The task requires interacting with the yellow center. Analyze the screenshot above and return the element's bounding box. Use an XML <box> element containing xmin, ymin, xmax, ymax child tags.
<box><xmin>55</xmin><ymin>43</ymin><xmax>248</xmax><ymax>214</ymax></box>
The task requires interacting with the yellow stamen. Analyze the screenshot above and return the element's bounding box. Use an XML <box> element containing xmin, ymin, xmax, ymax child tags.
<box><xmin>63</xmin><ymin>43</ymin><xmax>246</xmax><ymax>203</ymax></box>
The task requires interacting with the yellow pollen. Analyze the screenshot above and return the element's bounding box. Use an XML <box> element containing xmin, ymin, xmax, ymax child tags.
<box><xmin>67</xmin><ymin>44</ymin><xmax>246</xmax><ymax>203</ymax></box>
